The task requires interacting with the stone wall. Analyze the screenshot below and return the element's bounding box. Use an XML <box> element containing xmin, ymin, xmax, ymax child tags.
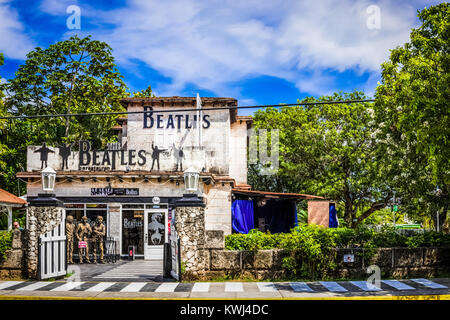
<box><xmin>181</xmin><ymin>243</ymin><xmax>450</xmax><ymax>280</ymax></box>
<box><xmin>0</xmin><ymin>229</ymin><xmax>25</xmax><ymax>279</ymax></box>
<box><xmin>25</xmin><ymin>206</ymin><xmax>64</xmax><ymax>279</ymax></box>
<box><xmin>174</xmin><ymin>205</ymin><xmax>450</xmax><ymax>280</ymax></box>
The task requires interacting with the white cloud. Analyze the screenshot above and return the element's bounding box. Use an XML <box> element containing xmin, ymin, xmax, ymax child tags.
<box><xmin>0</xmin><ymin>0</ymin><xmax>35</xmax><ymax>60</ymax></box>
<box><xmin>54</xmin><ymin>0</ymin><xmax>429</xmax><ymax>98</ymax></box>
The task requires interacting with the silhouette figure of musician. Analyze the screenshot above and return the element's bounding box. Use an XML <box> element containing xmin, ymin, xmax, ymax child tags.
<box><xmin>59</xmin><ymin>143</ymin><xmax>71</xmax><ymax>170</ymax></box>
<box><xmin>34</xmin><ymin>142</ymin><xmax>54</xmax><ymax>169</ymax></box>
<box><xmin>151</xmin><ymin>142</ymin><xmax>167</xmax><ymax>171</ymax></box>
<box><xmin>172</xmin><ymin>143</ymin><xmax>184</xmax><ymax>171</ymax></box>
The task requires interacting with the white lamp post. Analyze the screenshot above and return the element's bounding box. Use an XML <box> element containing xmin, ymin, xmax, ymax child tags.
<box><xmin>183</xmin><ymin>167</ymin><xmax>199</xmax><ymax>193</ymax></box>
<box><xmin>41</xmin><ymin>167</ymin><xmax>56</xmax><ymax>192</ymax></box>
<box><xmin>175</xmin><ymin>167</ymin><xmax>204</xmax><ymax>207</ymax></box>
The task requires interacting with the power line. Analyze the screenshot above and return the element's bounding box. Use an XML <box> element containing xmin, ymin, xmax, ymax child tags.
<box><xmin>0</xmin><ymin>99</ymin><xmax>375</xmax><ymax>120</ymax></box>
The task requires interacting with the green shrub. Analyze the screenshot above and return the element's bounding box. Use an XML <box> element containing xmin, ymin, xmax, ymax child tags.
<box><xmin>279</xmin><ymin>224</ymin><xmax>337</xmax><ymax>279</ymax></box>
<box><xmin>225</xmin><ymin>225</ymin><xmax>450</xmax><ymax>279</ymax></box>
<box><xmin>0</xmin><ymin>231</ymin><xmax>12</xmax><ymax>261</ymax></box>
<box><xmin>225</xmin><ymin>229</ymin><xmax>284</xmax><ymax>251</ymax></box>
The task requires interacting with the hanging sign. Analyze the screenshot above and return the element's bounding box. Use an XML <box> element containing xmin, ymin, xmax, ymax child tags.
<box><xmin>344</xmin><ymin>254</ymin><xmax>355</xmax><ymax>263</ymax></box>
<box><xmin>152</xmin><ymin>196</ymin><xmax>160</xmax><ymax>204</ymax></box>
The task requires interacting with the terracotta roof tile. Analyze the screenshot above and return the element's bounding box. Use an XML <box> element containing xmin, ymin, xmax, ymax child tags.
<box><xmin>0</xmin><ymin>188</ymin><xmax>27</xmax><ymax>205</ymax></box>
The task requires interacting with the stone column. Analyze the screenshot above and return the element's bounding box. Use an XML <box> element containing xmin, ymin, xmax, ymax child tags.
<box><xmin>174</xmin><ymin>194</ymin><xmax>207</xmax><ymax>278</ymax></box>
<box><xmin>26</xmin><ymin>194</ymin><xmax>64</xmax><ymax>279</ymax></box>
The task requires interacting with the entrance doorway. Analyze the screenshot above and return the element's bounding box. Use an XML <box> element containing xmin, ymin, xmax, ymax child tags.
<box><xmin>144</xmin><ymin>209</ymin><xmax>167</xmax><ymax>260</ymax></box>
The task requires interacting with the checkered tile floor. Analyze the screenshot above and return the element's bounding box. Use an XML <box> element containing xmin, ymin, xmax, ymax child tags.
<box><xmin>0</xmin><ymin>278</ymin><xmax>447</xmax><ymax>293</ymax></box>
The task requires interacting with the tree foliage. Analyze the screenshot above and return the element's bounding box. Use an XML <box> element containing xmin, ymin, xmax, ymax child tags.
<box><xmin>0</xmin><ymin>37</ymin><xmax>130</xmax><ymax>193</ymax></box>
<box><xmin>133</xmin><ymin>85</ymin><xmax>155</xmax><ymax>98</ymax></box>
<box><xmin>374</xmin><ymin>3</ymin><xmax>449</xmax><ymax>229</ymax></box>
<box><xmin>250</xmin><ymin>92</ymin><xmax>392</xmax><ymax>227</ymax></box>
<box><xmin>4</xmin><ymin>35</ymin><xmax>129</xmax><ymax>147</ymax></box>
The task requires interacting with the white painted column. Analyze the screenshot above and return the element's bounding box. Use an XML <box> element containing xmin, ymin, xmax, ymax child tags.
<box><xmin>7</xmin><ymin>206</ymin><xmax>12</xmax><ymax>231</ymax></box>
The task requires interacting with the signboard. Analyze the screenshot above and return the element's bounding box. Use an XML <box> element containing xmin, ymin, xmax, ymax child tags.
<box><xmin>343</xmin><ymin>254</ymin><xmax>355</xmax><ymax>263</ymax></box>
<box><xmin>91</xmin><ymin>188</ymin><xmax>139</xmax><ymax>196</ymax></box>
<box><xmin>152</xmin><ymin>196</ymin><xmax>161</xmax><ymax>204</ymax></box>
<box><xmin>78</xmin><ymin>241</ymin><xmax>87</xmax><ymax>249</ymax></box>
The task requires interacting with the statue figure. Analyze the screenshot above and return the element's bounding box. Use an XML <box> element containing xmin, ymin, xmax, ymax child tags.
<box><xmin>92</xmin><ymin>216</ymin><xmax>106</xmax><ymax>264</ymax></box>
<box><xmin>65</xmin><ymin>215</ymin><xmax>75</xmax><ymax>264</ymax></box>
<box><xmin>75</xmin><ymin>216</ymin><xmax>92</xmax><ymax>263</ymax></box>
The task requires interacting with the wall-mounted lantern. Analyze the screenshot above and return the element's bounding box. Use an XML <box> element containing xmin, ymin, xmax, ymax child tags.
<box><xmin>175</xmin><ymin>167</ymin><xmax>204</xmax><ymax>208</ymax></box>
<box><xmin>183</xmin><ymin>167</ymin><xmax>199</xmax><ymax>193</ymax></box>
<box><xmin>41</xmin><ymin>167</ymin><xmax>56</xmax><ymax>192</ymax></box>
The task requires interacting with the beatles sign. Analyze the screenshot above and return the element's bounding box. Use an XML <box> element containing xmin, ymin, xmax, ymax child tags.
<box><xmin>142</xmin><ymin>106</ymin><xmax>211</xmax><ymax>129</ymax></box>
<box><xmin>80</xmin><ymin>141</ymin><xmax>146</xmax><ymax>170</ymax></box>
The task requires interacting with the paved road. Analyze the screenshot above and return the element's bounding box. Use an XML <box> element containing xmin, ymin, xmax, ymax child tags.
<box><xmin>0</xmin><ymin>278</ymin><xmax>448</xmax><ymax>299</ymax></box>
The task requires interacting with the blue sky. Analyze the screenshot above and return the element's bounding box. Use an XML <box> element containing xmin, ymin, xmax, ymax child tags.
<box><xmin>0</xmin><ymin>0</ymin><xmax>443</xmax><ymax>116</ymax></box>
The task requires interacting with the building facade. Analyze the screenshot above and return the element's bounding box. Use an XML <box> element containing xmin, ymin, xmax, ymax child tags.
<box><xmin>18</xmin><ymin>97</ymin><xmax>252</xmax><ymax>260</ymax></box>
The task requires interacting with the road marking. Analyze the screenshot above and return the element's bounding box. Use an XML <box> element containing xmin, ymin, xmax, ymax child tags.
<box><xmin>191</xmin><ymin>282</ymin><xmax>210</xmax><ymax>292</ymax></box>
<box><xmin>225</xmin><ymin>282</ymin><xmax>243</xmax><ymax>292</ymax></box>
<box><xmin>85</xmin><ymin>282</ymin><xmax>115</xmax><ymax>292</ymax></box>
<box><xmin>120</xmin><ymin>282</ymin><xmax>147</xmax><ymax>292</ymax></box>
<box><xmin>17</xmin><ymin>282</ymin><xmax>51</xmax><ymax>291</ymax></box>
<box><xmin>382</xmin><ymin>280</ymin><xmax>415</xmax><ymax>290</ymax></box>
<box><xmin>50</xmin><ymin>282</ymin><xmax>84</xmax><ymax>291</ymax></box>
<box><xmin>319</xmin><ymin>281</ymin><xmax>348</xmax><ymax>292</ymax></box>
<box><xmin>0</xmin><ymin>281</ymin><xmax>23</xmax><ymax>290</ymax></box>
<box><xmin>155</xmin><ymin>283</ymin><xmax>179</xmax><ymax>292</ymax></box>
<box><xmin>257</xmin><ymin>282</ymin><xmax>278</xmax><ymax>292</ymax></box>
<box><xmin>411</xmin><ymin>279</ymin><xmax>448</xmax><ymax>289</ymax></box>
<box><xmin>289</xmin><ymin>282</ymin><xmax>313</xmax><ymax>292</ymax></box>
<box><xmin>350</xmin><ymin>281</ymin><xmax>381</xmax><ymax>291</ymax></box>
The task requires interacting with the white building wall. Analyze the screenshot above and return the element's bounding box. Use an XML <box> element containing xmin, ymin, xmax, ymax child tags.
<box><xmin>229</xmin><ymin>121</ymin><xmax>248</xmax><ymax>185</ymax></box>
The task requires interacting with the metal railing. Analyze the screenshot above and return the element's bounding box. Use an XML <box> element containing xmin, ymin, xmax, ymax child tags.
<box><xmin>71</xmin><ymin>237</ymin><xmax>120</xmax><ymax>263</ymax></box>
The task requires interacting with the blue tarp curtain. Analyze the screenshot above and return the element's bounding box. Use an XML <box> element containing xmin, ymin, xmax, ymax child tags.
<box><xmin>329</xmin><ymin>203</ymin><xmax>339</xmax><ymax>228</ymax></box>
<box><xmin>231</xmin><ymin>200</ymin><xmax>254</xmax><ymax>234</ymax></box>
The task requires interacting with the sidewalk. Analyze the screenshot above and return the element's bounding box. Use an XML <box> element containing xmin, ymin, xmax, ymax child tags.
<box><xmin>0</xmin><ymin>278</ymin><xmax>448</xmax><ymax>299</ymax></box>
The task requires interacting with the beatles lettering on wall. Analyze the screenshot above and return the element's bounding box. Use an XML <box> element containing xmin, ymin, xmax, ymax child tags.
<box><xmin>36</xmin><ymin>140</ymin><xmax>186</xmax><ymax>172</ymax></box>
<box><xmin>142</xmin><ymin>106</ymin><xmax>211</xmax><ymax>129</ymax></box>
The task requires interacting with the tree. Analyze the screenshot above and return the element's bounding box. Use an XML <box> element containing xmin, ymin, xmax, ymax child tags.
<box><xmin>249</xmin><ymin>92</ymin><xmax>393</xmax><ymax>228</ymax></box>
<box><xmin>133</xmin><ymin>85</ymin><xmax>155</xmax><ymax>98</ymax></box>
<box><xmin>4</xmin><ymin>35</ymin><xmax>129</xmax><ymax>148</ymax></box>
<box><xmin>374</xmin><ymin>3</ymin><xmax>449</xmax><ymax>230</ymax></box>
<box><xmin>0</xmin><ymin>37</ymin><xmax>130</xmax><ymax>193</ymax></box>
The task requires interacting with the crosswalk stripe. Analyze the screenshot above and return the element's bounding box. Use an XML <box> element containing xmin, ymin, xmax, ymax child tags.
<box><xmin>225</xmin><ymin>282</ymin><xmax>243</xmax><ymax>292</ymax></box>
<box><xmin>50</xmin><ymin>282</ymin><xmax>84</xmax><ymax>291</ymax></box>
<box><xmin>382</xmin><ymin>280</ymin><xmax>415</xmax><ymax>290</ymax></box>
<box><xmin>191</xmin><ymin>282</ymin><xmax>210</xmax><ymax>292</ymax></box>
<box><xmin>350</xmin><ymin>281</ymin><xmax>381</xmax><ymax>291</ymax></box>
<box><xmin>0</xmin><ymin>281</ymin><xmax>23</xmax><ymax>290</ymax></box>
<box><xmin>17</xmin><ymin>282</ymin><xmax>51</xmax><ymax>291</ymax></box>
<box><xmin>319</xmin><ymin>281</ymin><xmax>348</xmax><ymax>292</ymax></box>
<box><xmin>257</xmin><ymin>282</ymin><xmax>278</xmax><ymax>292</ymax></box>
<box><xmin>120</xmin><ymin>282</ymin><xmax>147</xmax><ymax>292</ymax></box>
<box><xmin>85</xmin><ymin>282</ymin><xmax>115</xmax><ymax>292</ymax></box>
<box><xmin>289</xmin><ymin>282</ymin><xmax>313</xmax><ymax>292</ymax></box>
<box><xmin>411</xmin><ymin>278</ymin><xmax>448</xmax><ymax>289</ymax></box>
<box><xmin>155</xmin><ymin>282</ymin><xmax>179</xmax><ymax>292</ymax></box>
